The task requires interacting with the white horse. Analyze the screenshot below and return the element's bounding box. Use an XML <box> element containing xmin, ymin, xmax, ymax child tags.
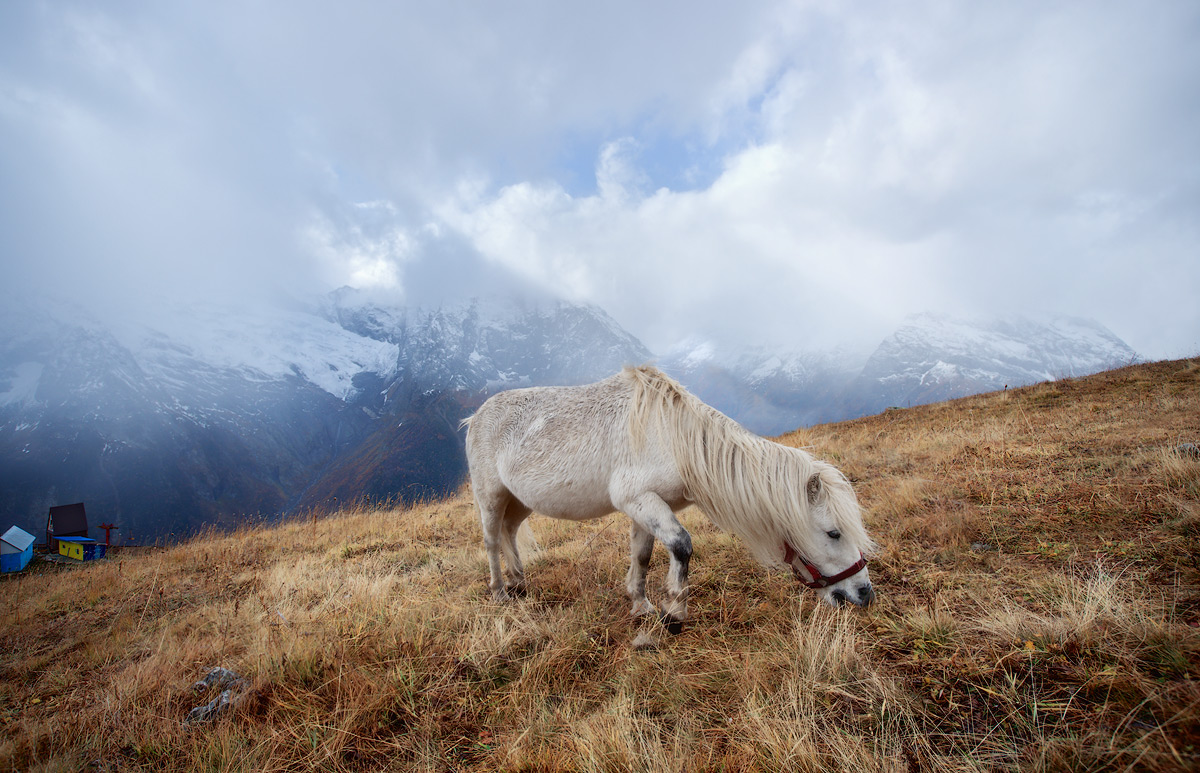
<box><xmin>461</xmin><ymin>366</ymin><xmax>877</xmax><ymax>626</ymax></box>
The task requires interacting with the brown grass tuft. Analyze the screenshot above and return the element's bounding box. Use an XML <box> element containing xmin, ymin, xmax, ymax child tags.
<box><xmin>1162</xmin><ymin>445</ymin><xmax>1200</xmax><ymax>498</ymax></box>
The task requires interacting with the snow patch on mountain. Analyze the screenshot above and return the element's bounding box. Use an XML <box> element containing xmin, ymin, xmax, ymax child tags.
<box><xmin>0</xmin><ymin>363</ymin><xmax>43</xmax><ymax>407</ymax></box>
<box><xmin>663</xmin><ymin>337</ymin><xmax>718</xmax><ymax>370</ymax></box>
<box><xmin>115</xmin><ymin>304</ymin><xmax>401</xmax><ymax>401</ymax></box>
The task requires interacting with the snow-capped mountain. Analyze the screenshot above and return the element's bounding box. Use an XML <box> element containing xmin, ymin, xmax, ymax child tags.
<box><xmin>849</xmin><ymin>313</ymin><xmax>1139</xmax><ymax>413</ymax></box>
<box><xmin>660</xmin><ymin>313</ymin><xmax>1139</xmax><ymax>433</ymax></box>
<box><xmin>0</xmin><ymin>292</ymin><xmax>650</xmax><ymax>543</ymax></box>
<box><xmin>324</xmin><ymin>288</ymin><xmax>651</xmax><ymax>394</ymax></box>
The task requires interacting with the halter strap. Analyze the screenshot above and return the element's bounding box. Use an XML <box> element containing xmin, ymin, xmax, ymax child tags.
<box><xmin>783</xmin><ymin>542</ymin><xmax>868</xmax><ymax>590</ymax></box>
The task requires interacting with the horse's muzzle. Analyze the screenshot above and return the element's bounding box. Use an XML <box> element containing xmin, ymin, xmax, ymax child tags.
<box><xmin>832</xmin><ymin>582</ymin><xmax>875</xmax><ymax>608</ymax></box>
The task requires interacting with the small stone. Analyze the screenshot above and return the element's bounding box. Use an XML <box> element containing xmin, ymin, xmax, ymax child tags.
<box><xmin>186</xmin><ymin>690</ymin><xmax>234</xmax><ymax>724</ymax></box>
<box><xmin>1174</xmin><ymin>443</ymin><xmax>1200</xmax><ymax>459</ymax></box>
<box><xmin>187</xmin><ymin>667</ymin><xmax>247</xmax><ymax>725</ymax></box>
<box><xmin>193</xmin><ymin>666</ymin><xmax>243</xmax><ymax>694</ymax></box>
<box><xmin>970</xmin><ymin>542</ymin><xmax>994</xmax><ymax>552</ymax></box>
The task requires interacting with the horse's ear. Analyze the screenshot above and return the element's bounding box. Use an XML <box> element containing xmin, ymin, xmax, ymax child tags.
<box><xmin>806</xmin><ymin>472</ymin><xmax>822</xmax><ymax>504</ymax></box>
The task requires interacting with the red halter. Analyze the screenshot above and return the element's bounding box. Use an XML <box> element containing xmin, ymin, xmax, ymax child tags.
<box><xmin>783</xmin><ymin>542</ymin><xmax>868</xmax><ymax>590</ymax></box>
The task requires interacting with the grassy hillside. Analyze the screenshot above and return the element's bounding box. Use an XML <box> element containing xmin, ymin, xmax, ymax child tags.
<box><xmin>2</xmin><ymin>359</ymin><xmax>1198</xmax><ymax>772</ymax></box>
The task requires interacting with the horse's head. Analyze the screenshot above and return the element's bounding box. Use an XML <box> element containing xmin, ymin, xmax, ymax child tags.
<box><xmin>785</xmin><ymin>469</ymin><xmax>876</xmax><ymax>608</ymax></box>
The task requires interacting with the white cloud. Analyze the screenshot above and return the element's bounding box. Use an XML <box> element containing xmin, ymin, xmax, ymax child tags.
<box><xmin>438</xmin><ymin>2</ymin><xmax>1197</xmax><ymax>356</ymax></box>
<box><xmin>303</xmin><ymin>211</ymin><xmax>410</xmax><ymax>292</ymax></box>
<box><xmin>1</xmin><ymin>1</ymin><xmax>1197</xmax><ymax>358</ymax></box>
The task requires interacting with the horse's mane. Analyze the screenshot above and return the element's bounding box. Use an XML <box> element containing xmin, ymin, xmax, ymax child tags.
<box><xmin>624</xmin><ymin>365</ymin><xmax>876</xmax><ymax>567</ymax></box>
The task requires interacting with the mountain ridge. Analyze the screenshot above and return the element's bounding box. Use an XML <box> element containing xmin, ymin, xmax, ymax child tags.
<box><xmin>0</xmin><ymin>295</ymin><xmax>1138</xmax><ymax>541</ymax></box>
<box><xmin>0</xmin><ymin>293</ymin><xmax>651</xmax><ymax>542</ymax></box>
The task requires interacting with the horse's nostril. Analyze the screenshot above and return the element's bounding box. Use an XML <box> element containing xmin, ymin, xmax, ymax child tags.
<box><xmin>859</xmin><ymin>584</ymin><xmax>875</xmax><ymax>607</ymax></box>
<box><xmin>831</xmin><ymin>590</ymin><xmax>849</xmax><ymax>606</ymax></box>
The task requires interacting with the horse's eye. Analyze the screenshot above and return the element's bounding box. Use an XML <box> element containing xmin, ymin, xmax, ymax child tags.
<box><xmin>826</xmin><ymin>530</ymin><xmax>841</xmax><ymax>540</ymax></box>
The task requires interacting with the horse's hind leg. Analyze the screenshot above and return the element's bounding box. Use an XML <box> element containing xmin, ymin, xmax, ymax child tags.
<box><xmin>625</xmin><ymin>521</ymin><xmax>657</xmax><ymax>617</ymax></box>
<box><xmin>499</xmin><ymin>499</ymin><xmax>532</xmax><ymax>595</ymax></box>
<box><xmin>475</xmin><ymin>485</ymin><xmax>513</xmax><ymax>601</ymax></box>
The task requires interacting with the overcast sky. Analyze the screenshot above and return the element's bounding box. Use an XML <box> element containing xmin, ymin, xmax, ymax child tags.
<box><xmin>2</xmin><ymin>1</ymin><xmax>1197</xmax><ymax>358</ymax></box>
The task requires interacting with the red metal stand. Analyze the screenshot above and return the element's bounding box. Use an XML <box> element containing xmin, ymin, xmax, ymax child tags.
<box><xmin>98</xmin><ymin>523</ymin><xmax>119</xmax><ymax>547</ymax></box>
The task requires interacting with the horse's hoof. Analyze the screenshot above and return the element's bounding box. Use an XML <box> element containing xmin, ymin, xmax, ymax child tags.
<box><xmin>630</xmin><ymin>599</ymin><xmax>657</xmax><ymax>617</ymax></box>
<box><xmin>491</xmin><ymin>587</ymin><xmax>512</xmax><ymax>602</ymax></box>
<box><xmin>661</xmin><ymin>615</ymin><xmax>684</xmax><ymax>635</ymax></box>
<box><xmin>505</xmin><ymin>583</ymin><xmax>528</xmax><ymax>598</ymax></box>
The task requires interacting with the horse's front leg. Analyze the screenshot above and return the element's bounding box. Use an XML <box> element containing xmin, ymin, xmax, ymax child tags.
<box><xmin>621</xmin><ymin>493</ymin><xmax>692</xmax><ymax>632</ymax></box>
<box><xmin>625</xmin><ymin>521</ymin><xmax>657</xmax><ymax>617</ymax></box>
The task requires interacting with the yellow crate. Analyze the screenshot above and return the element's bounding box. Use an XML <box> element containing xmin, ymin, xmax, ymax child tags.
<box><xmin>58</xmin><ymin>540</ymin><xmax>85</xmax><ymax>560</ymax></box>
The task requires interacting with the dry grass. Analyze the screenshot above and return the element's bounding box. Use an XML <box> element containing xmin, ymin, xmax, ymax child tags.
<box><xmin>2</xmin><ymin>359</ymin><xmax>1199</xmax><ymax>771</ymax></box>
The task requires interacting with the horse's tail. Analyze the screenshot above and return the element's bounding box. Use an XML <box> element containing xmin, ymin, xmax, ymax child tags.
<box><xmin>516</xmin><ymin>521</ymin><xmax>540</xmax><ymax>560</ymax></box>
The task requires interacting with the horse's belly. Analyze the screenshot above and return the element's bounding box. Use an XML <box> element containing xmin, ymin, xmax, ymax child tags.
<box><xmin>487</xmin><ymin>407</ymin><xmax>683</xmax><ymax>521</ymax></box>
<box><xmin>497</xmin><ymin>456</ymin><xmax>688</xmax><ymax>522</ymax></box>
<box><xmin>502</xmin><ymin>473</ymin><xmax>617</xmax><ymax>521</ymax></box>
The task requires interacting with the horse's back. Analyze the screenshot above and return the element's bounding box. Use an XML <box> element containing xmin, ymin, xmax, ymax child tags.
<box><xmin>467</xmin><ymin>375</ymin><xmax>627</xmax><ymax>455</ymax></box>
<box><xmin>465</xmin><ymin>374</ymin><xmax>634</xmax><ymax>520</ymax></box>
